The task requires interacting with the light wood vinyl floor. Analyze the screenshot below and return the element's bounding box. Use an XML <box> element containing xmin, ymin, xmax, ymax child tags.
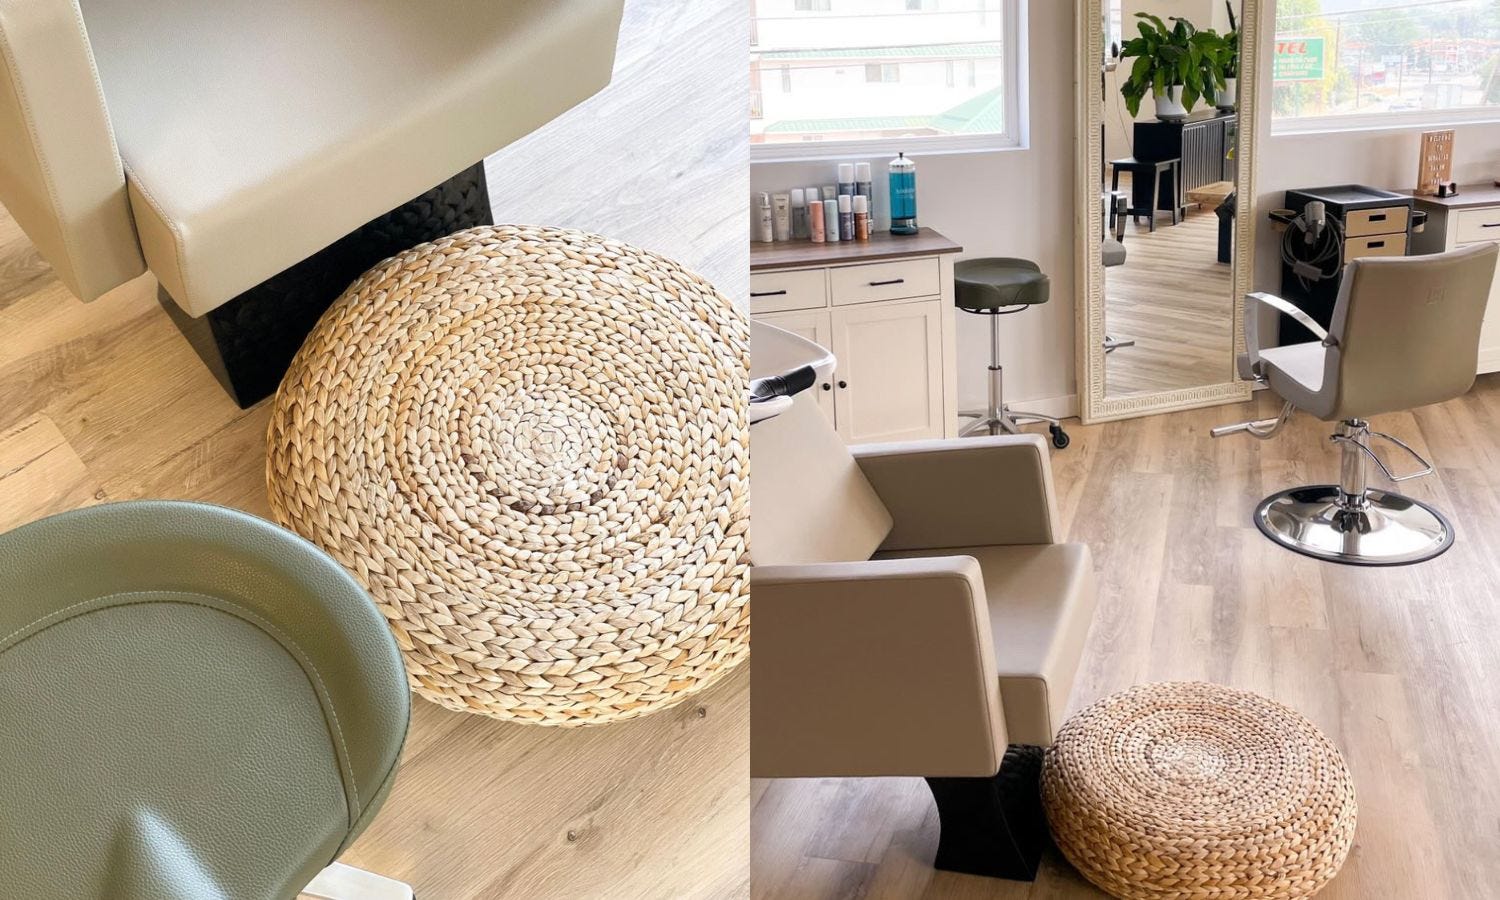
<box><xmin>0</xmin><ymin>2</ymin><xmax>749</xmax><ymax>897</ymax></box>
<box><xmin>1105</xmin><ymin>202</ymin><xmax>1236</xmax><ymax>396</ymax></box>
<box><xmin>752</xmin><ymin>381</ymin><xmax>1500</xmax><ymax>899</ymax></box>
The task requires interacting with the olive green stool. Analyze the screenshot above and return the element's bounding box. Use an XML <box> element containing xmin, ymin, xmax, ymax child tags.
<box><xmin>0</xmin><ymin>501</ymin><xmax>412</xmax><ymax>900</ymax></box>
<box><xmin>954</xmin><ymin>257</ymin><xmax>1070</xmax><ymax>449</ymax></box>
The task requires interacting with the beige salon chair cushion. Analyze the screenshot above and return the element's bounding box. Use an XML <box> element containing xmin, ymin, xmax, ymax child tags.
<box><xmin>78</xmin><ymin>0</ymin><xmax>623</xmax><ymax>314</ymax></box>
<box><xmin>877</xmin><ymin>543</ymin><xmax>1095</xmax><ymax>746</ymax></box>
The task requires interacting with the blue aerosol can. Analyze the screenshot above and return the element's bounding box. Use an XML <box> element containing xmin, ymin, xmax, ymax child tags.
<box><xmin>888</xmin><ymin>152</ymin><xmax>918</xmax><ymax>235</ymax></box>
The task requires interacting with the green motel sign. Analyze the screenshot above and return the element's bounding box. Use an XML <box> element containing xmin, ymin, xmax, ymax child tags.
<box><xmin>1275</xmin><ymin>37</ymin><xmax>1325</xmax><ymax>82</ymax></box>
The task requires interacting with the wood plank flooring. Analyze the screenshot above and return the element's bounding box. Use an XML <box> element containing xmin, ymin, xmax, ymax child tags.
<box><xmin>1104</xmin><ymin>200</ymin><xmax>1236</xmax><ymax>395</ymax></box>
<box><xmin>0</xmin><ymin>2</ymin><xmax>749</xmax><ymax>898</ymax></box>
<box><xmin>752</xmin><ymin>381</ymin><xmax>1500</xmax><ymax>899</ymax></box>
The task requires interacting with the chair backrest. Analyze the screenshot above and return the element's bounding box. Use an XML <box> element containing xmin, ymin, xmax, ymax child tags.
<box><xmin>750</xmin><ymin>396</ymin><xmax>892</xmax><ymax>566</ymax></box>
<box><xmin>1326</xmin><ymin>243</ymin><xmax>1498</xmax><ymax>419</ymax></box>
<box><xmin>0</xmin><ymin>0</ymin><xmax>144</xmax><ymax>300</ymax></box>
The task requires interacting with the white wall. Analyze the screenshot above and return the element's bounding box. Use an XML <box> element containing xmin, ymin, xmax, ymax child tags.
<box><xmin>750</xmin><ymin>0</ymin><xmax>1079</xmax><ymax>414</ymax></box>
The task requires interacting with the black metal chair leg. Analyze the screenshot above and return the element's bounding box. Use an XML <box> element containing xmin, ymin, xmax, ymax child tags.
<box><xmin>924</xmin><ymin>745</ymin><xmax>1050</xmax><ymax>881</ymax></box>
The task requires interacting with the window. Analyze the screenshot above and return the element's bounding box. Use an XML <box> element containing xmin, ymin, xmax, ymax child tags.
<box><xmin>750</xmin><ymin>0</ymin><xmax>1022</xmax><ymax>160</ymax></box>
<box><xmin>1273</xmin><ymin>0</ymin><xmax>1500</xmax><ymax>132</ymax></box>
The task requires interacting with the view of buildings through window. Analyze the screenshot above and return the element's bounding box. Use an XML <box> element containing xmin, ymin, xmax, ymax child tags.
<box><xmin>750</xmin><ymin>0</ymin><xmax>1008</xmax><ymax>146</ymax></box>
<box><xmin>1274</xmin><ymin>0</ymin><xmax>1500</xmax><ymax>120</ymax></box>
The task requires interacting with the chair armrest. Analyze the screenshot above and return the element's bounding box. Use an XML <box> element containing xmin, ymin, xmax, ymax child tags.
<box><xmin>1242</xmin><ymin>291</ymin><xmax>1333</xmax><ymax>380</ymax></box>
<box><xmin>853</xmin><ymin>434</ymin><xmax>1060</xmax><ymax>551</ymax></box>
<box><xmin>751</xmin><ymin>556</ymin><xmax>1006</xmax><ymax>779</ymax></box>
<box><xmin>1246</xmin><ymin>291</ymin><xmax>1330</xmax><ymax>343</ymax></box>
<box><xmin>0</xmin><ymin>0</ymin><xmax>144</xmax><ymax>299</ymax></box>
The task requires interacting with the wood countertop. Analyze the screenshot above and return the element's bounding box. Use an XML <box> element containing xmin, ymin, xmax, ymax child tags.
<box><xmin>750</xmin><ymin>227</ymin><xmax>962</xmax><ymax>271</ymax></box>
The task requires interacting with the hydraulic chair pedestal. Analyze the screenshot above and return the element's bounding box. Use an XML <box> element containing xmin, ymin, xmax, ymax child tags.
<box><xmin>960</xmin><ymin>311</ymin><xmax>1070</xmax><ymax>449</ymax></box>
<box><xmin>1254</xmin><ymin>418</ymin><xmax>1452</xmax><ymax>566</ymax></box>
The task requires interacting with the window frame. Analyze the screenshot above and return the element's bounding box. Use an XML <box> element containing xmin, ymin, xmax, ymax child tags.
<box><xmin>751</xmin><ymin>0</ymin><xmax>1025</xmax><ymax>163</ymax></box>
<box><xmin>1272</xmin><ymin>105</ymin><xmax>1500</xmax><ymax>137</ymax></box>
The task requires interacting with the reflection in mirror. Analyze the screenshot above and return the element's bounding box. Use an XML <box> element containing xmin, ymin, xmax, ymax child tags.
<box><xmin>1099</xmin><ymin>0</ymin><xmax>1241</xmax><ymax>396</ymax></box>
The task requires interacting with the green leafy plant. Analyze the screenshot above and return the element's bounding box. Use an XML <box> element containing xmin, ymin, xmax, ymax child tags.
<box><xmin>1222</xmin><ymin>1</ymin><xmax>1240</xmax><ymax>80</ymax></box>
<box><xmin>1118</xmin><ymin>13</ymin><xmax>1229</xmax><ymax>117</ymax></box>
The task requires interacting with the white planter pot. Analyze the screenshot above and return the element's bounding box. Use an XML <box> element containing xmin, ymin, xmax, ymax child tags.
<box><xmin>1216</xmin><ymin>77</ymin><xmax>1238</xmax><ymax>110</ymax></box>
<box><xmin>1154</xmin><ymin>84</ymin><xmax>1188</xmax><ymax>120</ymax></box>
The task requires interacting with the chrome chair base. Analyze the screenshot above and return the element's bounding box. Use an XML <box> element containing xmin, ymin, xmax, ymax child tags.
<box><xmin>1255</xmin><ymin>485</ymin><xmax>1455</xmax><ymax>566</ymax></box>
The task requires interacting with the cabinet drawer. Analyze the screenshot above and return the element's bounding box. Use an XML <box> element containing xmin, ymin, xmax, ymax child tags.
<box><xmin>1344</xmin><ymin>206</ymin><xmax>1408</xmax><ymax>237</ymax></box>
<box><xmin>750</xmin><ymin>269</ymin><xmax>827</xmax><ymax>314</ymax></box>
<box><xmin>1454</xmin><ymin>207</ymin><xmax>1500</xmax><ymax>244</ymax></box>
<box><xmin>829</xmin><ymin>257</ymin><xmax>941</xmax><ymax>307</ymax></box>
<box><xmin>1344</xmin><ymin>233</ymin><xmax>1406</xmax><ymax>261</ymax></box>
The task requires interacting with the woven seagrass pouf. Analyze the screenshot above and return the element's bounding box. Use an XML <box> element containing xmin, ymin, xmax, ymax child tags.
<box><xmin>266</xmin><ymin>225</ymin><xmax>748</xmax><ymax>726</ymax></box>
<box><xmin>1042</xmin><ymin>682</ymin><xmax>1357</xmax><ymax>900</ymax></box>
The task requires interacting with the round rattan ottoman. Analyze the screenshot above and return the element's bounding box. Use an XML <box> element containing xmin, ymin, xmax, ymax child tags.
<box><xmin>1042</xmin><ymin>682</ymin><xmax>1357</xmax><ymax>900</ymax></box>
<box><xmin>266</xmin><ymin>225</ymin><xmax>748</xmax><ymax>726</ymax></box>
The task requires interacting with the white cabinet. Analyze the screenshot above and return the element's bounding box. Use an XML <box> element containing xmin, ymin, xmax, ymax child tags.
<box><xmin>829</xmin><ymin>299</ymin><xmax>946</xmax><ymax>443</ymax></box>
<box><xmin>750</xmin><ymin>229</ymin><xmax>962</xmax><ymax>443</ymax></box>
<box><xmin>1412</xmin><ymin>189</ymin><xmax>1500</xmax><ymax>374</ymax></box>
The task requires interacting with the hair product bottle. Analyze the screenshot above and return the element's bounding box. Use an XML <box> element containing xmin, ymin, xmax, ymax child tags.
<box><xmin>823</xmin><ymin>198</ymin><xmax>840</xmax><ymax>243</ymax></box>
<box><xmin>853</xmin><ymin>194</ymin><xmax>870</xmax><ymax>241</ymax></box>
<box><xmin>756</xmin><ymin>192</ymin><xmax>774</xmax><ymax>243</ymax></box>
<box><xmin>808</xmin><ymin>195</ymin><xmax>826</xmax><ymax>243</ymax></box>
<box><xmin>837</xmin><ymin>194</ymin><xmax>854</xmax><ymax>242</ymax></box>
<box><xmin>888</xmin><ymin>153</ymin><xmax>918</xmax><ymax>235</ymax></box>
<box><xmin>772</xmin><ymin>193</ymin><xmax>791</xmax><ymax>242</ymax></box>
<box><xmin>855</xmin><ymin>162</ymin><xmax>873</xmax><ymax>206</ymax></box>
<box><xmin>790</xmin><ymin>189</ymin><xmax>808</xmax><ymax>240</ymax></box>
<box><xmin>837</xmin><ymin>163</ymin><xmax>855</xmax><ymax>198</ymax></box>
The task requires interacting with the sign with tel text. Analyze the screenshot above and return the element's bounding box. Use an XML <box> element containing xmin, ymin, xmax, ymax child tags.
<box><xmin>1274</xmin><ymin>36</ymin><xmax>1326</xmax><ymax>82</ymax></box>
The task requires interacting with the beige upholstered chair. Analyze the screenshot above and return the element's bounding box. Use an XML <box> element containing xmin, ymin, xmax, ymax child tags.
<box><xmin>752</xmin><ymin>392</ymin><xmax>1098</xmax><ymax>881</ymax></box>
<box><xmin>1214</xmin><ymin>243</ymin><xmax>1499</xmax><ymax>565</ymax></box>
<box><xmin>0</xmin><ymin>0</ymin><xmax>622</xmax><ymax>405</ymax></box>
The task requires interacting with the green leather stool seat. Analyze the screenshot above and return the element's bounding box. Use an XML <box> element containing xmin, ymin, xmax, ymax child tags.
<box><xmin>955</xmin><ymin>257</ymin><xmax>1050</xmax><ymax>311</ymax></box>
<box><xmin>0</xmin><ymin>501</ymin><xmax>410</xmax><ymax>900</ymax></box>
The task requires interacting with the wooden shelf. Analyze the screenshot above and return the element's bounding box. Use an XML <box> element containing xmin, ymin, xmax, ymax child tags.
<box><xmin>750</xmin><ymin>227</ymin><xmax>962</xmax><ymax>272</ymax></box>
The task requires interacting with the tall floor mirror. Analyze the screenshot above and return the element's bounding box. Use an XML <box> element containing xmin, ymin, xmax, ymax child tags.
<box><xmin>1075</xmin><ymin>0</ymin><xmax>1260</xmax><ymax>422</ymax></box>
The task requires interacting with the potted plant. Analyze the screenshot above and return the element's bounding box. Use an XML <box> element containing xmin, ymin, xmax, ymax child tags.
<box><xmin>1217</xmin><ymin>2</ymin><xmax>1240</xmax><ymax>110</ymax></box>
<box><xmin>1119</xmin><ymin>13</ymin><xmax>1226</xmax><ymax>121</ymax></box>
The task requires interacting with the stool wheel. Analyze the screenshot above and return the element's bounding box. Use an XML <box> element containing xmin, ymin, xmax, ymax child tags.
<box><xmin>1049</xmin><ymin>423</ymin><xmax>1070</xmax><ymax>449</ymax></box>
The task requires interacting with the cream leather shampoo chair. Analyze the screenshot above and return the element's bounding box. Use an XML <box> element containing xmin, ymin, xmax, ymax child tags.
<box><xmin>751</xmin><ymin>385</ymin><xmax>1098</xmax><ymax>881</ymax></box>
<box><xmin>0</xmin><ymin>0</ymin><xmax>623</xmax><ymax>406</ymax></box>
<box><xmin>1214</xmin><ymin>244</ymin><xmax>1499</xmax><ymax>565</ymax></box>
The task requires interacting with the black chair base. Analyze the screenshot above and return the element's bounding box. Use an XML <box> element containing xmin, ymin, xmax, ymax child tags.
<box><xmin>163</xmin><ymin>162</ymin><xmax>494</xmax><ymax>408</ymax></box>
<box><xmin>925</xmin><ymin>744</ymin><xmax>1050</xmax><ymax>881</ymax></box>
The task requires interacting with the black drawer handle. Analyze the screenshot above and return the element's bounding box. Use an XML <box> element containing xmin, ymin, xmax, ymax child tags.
<box><xmin>868</xmin><ymin>278</ymin><xmax>905</xmax><ymax>287</ymax></box>
<box><xmin>837</xmin><ymin>380</ymin><xmax>848</xmax><ymax>389</ymax></box>
<box><xmin>750</xmin><ymin>289</ymin><xmax>788</xmax><ymax>297</ymax></box>
<box><xmin>1483</xmin><ymin>222</ymin><xmax>1500</xmax><ymax>228</ymax></box>
<box><xmin>1368</xmin><ymin>240</ymin><xmax>1385</xmax><ymax>248</ymax></box>
<box><xmin>1368</xmin><ymin>213</ymin><xmax>1387</xmax><ymax>221</ymax></box>
<box><xmin>821</xmin><ymin>382</ymin><xmax>832</xmax><ymax>391</ymax></box>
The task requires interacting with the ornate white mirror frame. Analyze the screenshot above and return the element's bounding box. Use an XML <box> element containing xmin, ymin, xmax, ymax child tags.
<box><xmin>1073</xmin><ymin>0</ymin><xmax>1260</xmax><ymax>423</ymax></box>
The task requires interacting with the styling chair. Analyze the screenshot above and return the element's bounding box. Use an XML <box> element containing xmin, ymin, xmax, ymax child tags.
<box><xmin>751</xmin><ymin>364</ymin><xmax>1098</xmax><ymax>881</ymax></box>
<box><xmin>0</xmin><ymin>0</ymin><xmax>623</xmax><ymax>406</ymax></box>
<box><xmin>0</xmin><ymin>501</ymin><xmax>413</xmax><ymax>899</ymax></box>
<box><xmin>1212</xmin><ymin>244</ymin><xmax>1499</xmax><ymax>565</ymax></box>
